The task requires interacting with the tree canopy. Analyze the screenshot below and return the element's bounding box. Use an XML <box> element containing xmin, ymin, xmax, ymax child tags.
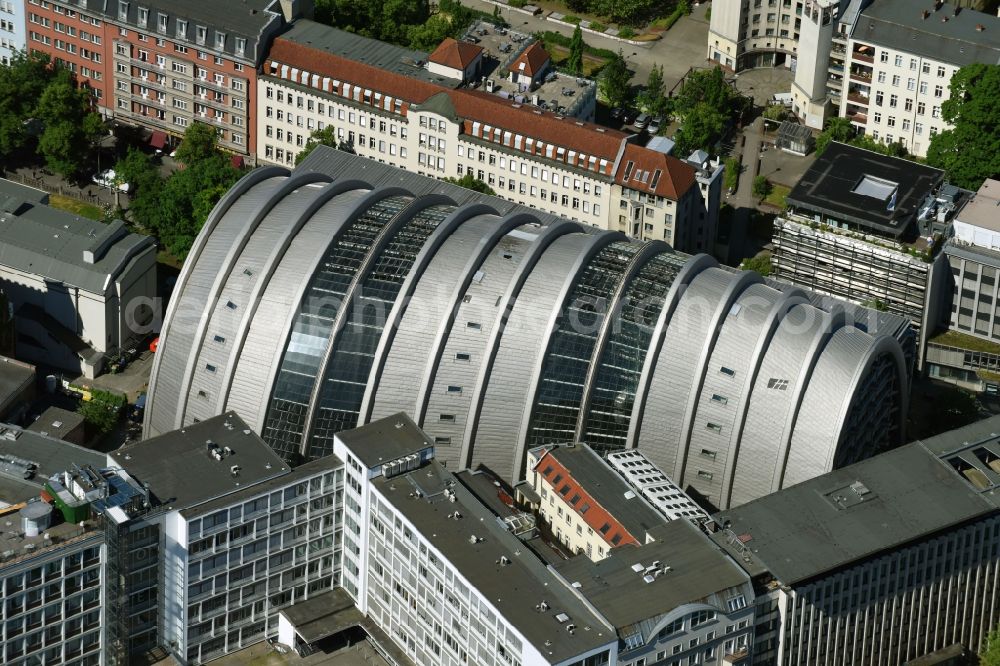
<box><xmin>567</xmin><ymin>25</ymin><xmax>584</xmax><ymax>77</ymax></box>
<box><xmin>983</xmin><ymin>622</ymin><xmax>1000</xmax><ymax>666</ymax></box>
<box><xmin>117</xmin><ymin>122</ymin><xmax>240</xmax><ymax>260</ymax></box>
<box><xmin>671</xmin><ymin>67</ymin><xmax>747</xmax><ymax>155</ymax></box>
<box><xmin>636</xmin><ymin>65</ymin><xmax>670</xmax><ymax>118</ymax></box>
<box><xmin>0</xmin><ymin>51</ymin><xmax>103</xmax><ymax>178</ymax></box>
<box><xmin>599</xmin><ymin>50</ymin><xmax>632</xmax><ymax>110</ymax></box>
<box><xmin>296</xmin><ymin>125</ymin><xmax>340</xmax><ymax>166</ymax></box>
<box><xmin>926</xmin><ymin>63</ymin><xmax>1000</xmax><ymax>190</ymax></box>
<box><xmin>445</xmin><ymin>173</ymin><xmax>497</xmax><ymax>195</ymax></box>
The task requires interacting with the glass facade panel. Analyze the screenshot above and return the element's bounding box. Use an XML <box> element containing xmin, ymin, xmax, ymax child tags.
<box><xmin>306</xmin><ymin>204</ymin><xmax>455</xmax><ymax>460</ymax></box>
<box><xmin>526</xmin><ymin>242</ymin><xmax>640</xmax><ymax>448</ymax></box>
<box><xmin>261</xmin><ymin>195</ymin><xmax>413</xmax><ymax>461</ymax></box>
<box><xmin>581</xmin><ymin>251</ymin><xmax>685</xmax><ymax>452</ymax></box>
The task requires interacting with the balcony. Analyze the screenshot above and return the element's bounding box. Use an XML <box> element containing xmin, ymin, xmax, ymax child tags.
<box><xmin>849</xmin><ymin>70</ymin><xmax>872</xmax><ymax>84</ymax></box>
<box><xmin>846</xmin><ymin>110</ymin><xmax>868</xmax><ymax>125</ymax></box>
<box><xmin>851</xmin><ymin>46</ymin><xmax>875</xmax><ymax>63</ymax></box>
<box><xmin>846</xmin><ymin>91</ymin><xmax>869</xmax><ymax>105</ymax></box>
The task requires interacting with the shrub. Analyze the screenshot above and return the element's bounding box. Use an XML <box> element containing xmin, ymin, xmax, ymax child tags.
<box><xmin>618</xmin><ymin>26</ymin><xmax>636</xmax><ymax>38</ymax></box>
<box><xmin>590</xmin><ymin>21</ymin><xmax>606</xmax><ymax>32</ymax></box>
<box><xmin>752</xmin><ymin>175</ymin><xmax>772</xmax><ymax>199</ymax></box>
<box><xmin>508</xmin><ymin>0</ymin><xmax>527</xmax><ymax>7</ymax></box>
<box><xmin>564</xmin><ymin>14</ymin><xmax>581</xmax><ymax>24</ymax></box>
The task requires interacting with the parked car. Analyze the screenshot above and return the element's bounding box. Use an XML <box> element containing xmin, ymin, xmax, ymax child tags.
<box><xmin>648</xmin><ymin>118</ymin><xmax>661</xmax><ymax>135</ymax></box>
<box><xmin>91</xmin><ymin>169</ymin><xmax>130</xmax><ymax>192</ymax></box>
<box><xmin>634</xmin><ymin>113</ymin><xmax>651</xmax><ymax>130</ymax></box>
<box><xmin>611</xmin><ymin>107</ymin><xmax>624</xmax><ymax>119</ymax></box>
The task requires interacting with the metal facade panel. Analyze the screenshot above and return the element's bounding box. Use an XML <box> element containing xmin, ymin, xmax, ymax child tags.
<box><xmin>145</xmin><ymin>166</ymin><xmax>287</xmax><ymax>438</ymax></box>
<box><xmin>226</xmin><ymin>188</ymin><xmax>373</xmax><ymax>430</ymax></box>
<box><xmin>186</xmin><ymin>185</ymin><xmax>326</xmax><ymax>426</ymax></box>
<box><xmin>784</xmin><ymin>327</ymin><xmax>874</xmax><ymax>488</ymax></box>
<box><xmin>423</xmin><ymin>229</ymin><xmax>538</xmax><ymax>471</ymax></box>
<box><xmin>684</xmin><ymin>283</ymin><xmax>781</xmax><ymax>507</ymax></box>
<box><xmin>634</xmin><ymin>267</ymin><xmax>733</xmax><ymax>479</ymax></box>
<box><xmin>146</xmin><ymin>176</ymin><xmax>288</xmax><ymax>437</ymax></box>
<box><xmin>368</xmin><ymin>214</ymin><xmax>507</xmax><ymax>424</ymax></box>
<box><xmin>472</xmin><ymin>232</ymin><xmax>592</xmax><ymax>481</ymax></box>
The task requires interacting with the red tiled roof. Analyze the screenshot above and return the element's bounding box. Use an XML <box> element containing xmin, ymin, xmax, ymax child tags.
<box><xmin>429</xmin><ymin>38</ymin><xmax>483</xmax><ymax>69</ymax></box>
<box><xmin>446</xmin><ymin>88</ymin><xmax>627</xmax><ymax>164</ymax></box>
<box><xmin>536</xmin><ymin>451</ymin><xmax>639</xmax><ymax>549</ymax></box>
<box><xmin>511</xmin><ymin>42</ymin><xmax>550</xmax><ymax>77</ymax></box>
<box><xmin>267</xmin><ymin>37</ymin><xmax>444</xmax><ymax>106</ymax></box>
<box><xmin>615</xmin><ymin>143</ymin><xmax>697</xmax><ymax>199</ymax></box>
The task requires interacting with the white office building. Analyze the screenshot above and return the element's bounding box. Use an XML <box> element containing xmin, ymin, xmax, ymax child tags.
<box><xmin>333</xmin><ymin>414</ymin><xmax>620</xmax><ymax>666</ymax></box>
<box><xmin>605</xmin><ymin>450</ymin><xmax>709</xmax><ymax>524</ymax></box>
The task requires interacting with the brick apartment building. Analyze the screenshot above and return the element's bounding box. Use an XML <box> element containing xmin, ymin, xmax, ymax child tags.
<box><xmin>25</xmin><ymin>0</ymin><xmax>307</xmax><ymax>159</ymax></box>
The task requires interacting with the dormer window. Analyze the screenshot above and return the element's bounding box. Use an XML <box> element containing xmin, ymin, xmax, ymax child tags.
<box><xmin>176</xmin><ymin>20</ymin><xmax>187</xmax><ymax>39</ymax></box>
<box><xmin>118</xmin><ymin>1</ymin><xmax>129</xmax><ymax>21</ymax></box>
<box><xmin>235</xmin><ymin>37</ymin><xmax>246</xmax><ymax>56</ymax></box>
<box><xmin>215</xmin><ymin>32</ymin><xmax>226</xmax><ymax>50</ymax></box>
<box><xmin>196</xmin><ymin>25</ymin><xmax>206</xmax><ymax>45</ymax></box>
<box><xmin>157</xmin><ymin>13</ymin><xmax>168</xmax><ymax>34</ymax></box>
<box><xmin>136</xmin><ymin>6</ymin><xmax>147</xmax><ymax>27</ymax></box>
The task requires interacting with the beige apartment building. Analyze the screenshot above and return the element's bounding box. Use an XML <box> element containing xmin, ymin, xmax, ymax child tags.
<box><xmin>257</xmin><ymin>20</ymin><xmax>722</xmax><ymax>252</ymax></box>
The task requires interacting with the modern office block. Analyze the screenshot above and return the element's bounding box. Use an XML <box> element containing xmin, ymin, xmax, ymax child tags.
<box><xmin>605</xmin><ymin>449</ymin><xmax>709</xmax><ymax>524</ymax></box>
<box><xmin>0</xmin><ymin>0</ymin><xmax>26</xmax><ymax>66</ymax></box>
<box><xmin>713</xmin><ymin>415</ymin><xmax>1000</xmax><ymax>665</ymax></box>
<box><xmin>144</xmin><ymin>150</ymin><xmax>910</xmax><ymax>510</ymax></box>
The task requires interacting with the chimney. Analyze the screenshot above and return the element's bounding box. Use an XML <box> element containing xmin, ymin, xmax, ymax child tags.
<box><xmin>279</xmin><ymin>0</ymin><xmax>314</xmax><ymax>21</ymax></box>
<box><xmin>977</xmin><ymin>23</ymin><xmax>986</xmax><ymax>31</ymax></box>
<box><xmin>922</xmin><ymin>9</ymin><xmax>930</xmax><ymax>19</ymax></box>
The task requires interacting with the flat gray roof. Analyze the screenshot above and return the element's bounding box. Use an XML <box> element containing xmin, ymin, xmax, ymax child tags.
<box><xmin>335</xmin><ymin>413</ymin><xmax>433</xmax><ymax>469</ymax></box>
<box><xmin>0</xmin><ymin>356</ymin><xmax>34</xmax><ymax>416</ymax></box>
<box><xmin>111</xmin><ymin>412</ymin><xmax>290</xmax><ymax>512</ymax></box>
<box><xmin>276</xmin><ymin>20</ymin><xmax>460</xmax><ymax>87</ymax></box>
<box><xmin>955</xmin><ymin>179</ymin><xmax>1000</xmax><ymax>233</ymax></box>
<box><xmin>27</xmin><ymin>407</ymin><xmax>84</xmax><ymax>440</ymax></box>
<box><xmin>854</xmin><ymin>0</ymin><xmax>1000</xmax><ymax>67</ymax></box>
<box><xmin>0</xmin><ymin>179</ymin><xmax>155</xmax><ymax>295</ymax></box>
<box><xmin>0</xmin><ymin>425</ymin><xmax>108</xmax><ymax>505</ymax></box>
<box><xmin>553</xmin><ymin>520</ymin><xmax>749</xmax><ymax>632</ymax></box>
<box><xmin>714</xmin><ymin>424</ymin><xmax>1000</xmax><ymax>585</ymax></box>
<box><xmin>538</xmin><ymin>444</ymin><xmax>668</xmax><ymax>541</ymax></box>
<box><xmin>374</xmin><ymin>458</ymin><xmax>615</xmax><ymax>662</ymax></box>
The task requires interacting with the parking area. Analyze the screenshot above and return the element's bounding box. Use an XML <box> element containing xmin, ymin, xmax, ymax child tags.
<box><xmin>731</xmin><ymin>66</ymin><xmax>796</xmax><ymax>108</ymax></box>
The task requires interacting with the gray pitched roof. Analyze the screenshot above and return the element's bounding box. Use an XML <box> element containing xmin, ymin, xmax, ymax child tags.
<box><xmin>853</xmin><ymin>0</ymin><xmax>1000</xmax><ymax>67</ymax></box>
<box><xmin>80</xmin><ymin>0</ymin><xmax>284</xmax><ymax>64</ymax></box>
<box><xmin>0</xmin><ymin>179</ymin><xmax>154</xmax><ymax>295</ymax></box>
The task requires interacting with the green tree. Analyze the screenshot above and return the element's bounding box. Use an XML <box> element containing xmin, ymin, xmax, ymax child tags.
<box><xmin>599</xmin><ymin>50</ymin><xmax>631</xmax><ymax>110</ymax></box>
<box><xmin>445</xmin><ymin>173</ymin><xmax>497</xmax><ymax>195</ymax></box>
<box><xmin>752</xmin><ymin>175</ymin><xmax>772</xmax><ymax>199</ymax></box>
<box><xmin>156</xmin><ymin>155</ymin><xmax>240</xmax><ymax>259</ymax></box>
<box><xmin>77</xmin><ymin>390</ymin><xmax>125</xmax><ymax>435</ymax></box>
<box><xmin>815</xmin><ymin>116</ymin><xmax>854</xmax><ymax>156</ymax></box>
<box><xmin>34</xmin><ymin>73</ymin><xmax>104</xmax><ymax>179</ymax></box>
<box><xmin>296</xmin><ymin>125</ymin><xmax>340</xmax><ymax>166</ymax></box>
<box><xmin>567</xmin><ymin>25</ymin><xmax>584</xmax><ymax>76</ymax></box>
<box><xmin>740</xmin><ymin>253</ymin><xmax>772</xmax><ymax>276</ymax></box>
<box><xmin>114</xmin><ymin>147</ymin><xmax>165</xmax><ymax>233</ymax></box>
<box><xmin>926</xmin><ymin>63</ymin><xmax>1000</xmax><ymax>190</ymax></box>
<box><xmin>671</xmin><ymin>67</ymin><xmax>743</xmax><ymax>154</ymax></box>
<box><xmin>593</xmin><ymin>0</ymin><xmax>656</xmax><ymax>25</ymax></box>
<box><xmin>982</xmin><ymin>622</ymin><xmax>1000</xmax><ymax>666</ymax></box>
<box><xmin>406</xmin><ymin>16</ymin><xmax>453</xmax><ymax>52</ymax></box>
<box><xmin>174</xmin><ymin>121</ymin><xmax>220</xmax><ymax>165</ymax></box>
<box><xmin>637</xmin><ymin>65</ymin><xmax>668</xmax><ymax>117</ymax></box>
<box><xmin>763</xmin><ymin>104</ymin><xmax>786</xmax><ymax>122</ymax></box>
<box><xmin>723</xmin><ymin>156</ymin><xmax>741</xmax><ymax>191</ymax></box>
<box><xmin>0</xmin><ymin>51</ymin><xmax>60</xmax><ymax>158</ymax></box>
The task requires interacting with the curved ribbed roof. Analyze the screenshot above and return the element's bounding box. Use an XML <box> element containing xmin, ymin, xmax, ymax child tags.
<box><xmin>145</xmin><ymin>159</ymin><xmax>909</xmax><ymax>509</ymax></box>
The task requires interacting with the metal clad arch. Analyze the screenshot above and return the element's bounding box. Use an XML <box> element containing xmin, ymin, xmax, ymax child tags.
<box><xmin>173</xmin><ymin>171</ymin><xmax>332</xmax><ymax>430</ymax></box>
<box><xmin>573</xmin><ymin>241</ymin><xmax>672</xmax><ymax>443</ymax></box>
<box><xmin>459</xmin><ymin>220</ymin><xmax>583</xmax><ymax>472</ymax></box>
<box><xmin>718</xmin><ymin>288</ymin><xmax>809</xmax><ymax>509</ymax></box>
<box><xmin>217</xmin><ymin>180</ymin><xmax>372</xmax><ymax>417</ymax></box>
<box><xmin>771</xmin><ymin>306</ymin><xmax>849</xmax><ymax>493</ymax></box>
<box><xmin>626</xmin><ymin>253</ymin><xmax>717</xmax><ymax>450</ymax></box>
<box><xmin>145</xmin><ymin>165</ymin><xmax>289</xmax><ymax>434</ymax></box>
<box><xmin>145</xmin><ymin>172</ymin><xmax>292</xmax><ymax>437</ymax></box>
<box><xmin>513</xmin><ymin>231</ymin><xmax>628</xmax><ymax>480</ymax></box>
<box><xmin>366</xmin><ymin>212</ymin><xmax>509</xmax><ymax>424</ymax></box>
<box><xmin>672</xmin><ymin>270</ymin><xmax>763</xmax><ymax>487</ymax></box>
<box><xmin>358</xmin><ymin>203</ymin><xmax>502</xmax><ymax>425</ymax></box>
<box><xmin>301</xmin><ymin>193</ymin><xmax>456</xmax><ymax>458</ymax></box>
<box><xmin>408</xmin><ymin>212</ymin><xmax>539</xmax><ymax>425</ymax></box>
<box><xmin>783</xmin><ymin>326</ymin><xmax>881</xmax><ymax>488</ymax></box>
<box><xmin>228</xmin><ymin>186</ymin><xmax>375</xmax><ymax>430</ymax></box>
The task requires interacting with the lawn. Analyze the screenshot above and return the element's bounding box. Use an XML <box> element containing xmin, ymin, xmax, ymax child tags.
<box><xmin>930</xmin><ymin>329</ymin><xmax>1000</xmax><ymax>356</ymax></box>
<box><xmin>49</xmin><ymin>193</ymin><xmax>105</xmax><ymax>221</ymax></box>
<box><xmin>546</xmin><ymin>44</ymin><xmax>609</xmax><ymax>77</ymax></box>
<box><xmin>763</xmin><ymin>184</ymin><xmax>790</xmax><ymax>209</ymax></box>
